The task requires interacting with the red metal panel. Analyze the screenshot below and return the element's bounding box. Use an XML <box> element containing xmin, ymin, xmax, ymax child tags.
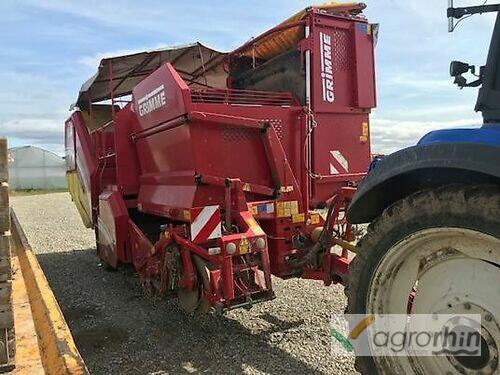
<box><xmin>353</xmin><ymin>23</ymin><xmax>377</xmax><ymax>109</ymax></box>
<box><xmin>307</xmin><ymin>12</ymin><xmax>376</xmax><ymax>204</ymax></box>
<box><xmin>97</xmin><ymin>190</ymin><xmax>130</xmax><ymax>267</ymax></box>
<box><xmin>127</xmin><ymin>219</ymin><xmax>154</xmax><ymax>274</ymax></box>
<box><xmin>132</xmin><ymin>70</ymin><xmax>305</xmax><ymax>219</ymax></box>
<box><xmin>132</xmin><ymin>63</ymin><xmax>190</xmax><ymax>132</ymax></box>
<box><xmin>310</xmin><ymin>113</ymin><xmax>371</xmax><ymax>202</ymax></box>
<box><xmin>311</xmin><ymin>17</ymin><xmax>356</xmax><ymax>112</ymax></box>
<box><xmin>310</xmin><ymin>14</ymin><xmax>376</xmax><ymax>112</ymax></box>
<box><xmin>114</xmin><ymin>104</ymin><xmax>141</xmax><ymax>196</ymax></box>
<box><xmin>191</xmin><ymin>118</ymin><xmax>274</xmax><ymax>187</ymax></box>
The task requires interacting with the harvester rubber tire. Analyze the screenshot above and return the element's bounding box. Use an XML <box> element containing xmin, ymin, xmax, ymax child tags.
<box><xmin>346</xmin><ymin>184</ymin><xmax>500</xmax><ymax>374</ymax></box>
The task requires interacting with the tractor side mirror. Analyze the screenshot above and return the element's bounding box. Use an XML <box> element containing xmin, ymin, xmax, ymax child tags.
<box><xmin>449</xmin><ymin>61</ymin><xmax>480</xmax><ymax>88</ymax></box>
<box><xmin>450</xmin><ymin>61</ymin><xmax>473</xmax><ymax>77</ymax></box>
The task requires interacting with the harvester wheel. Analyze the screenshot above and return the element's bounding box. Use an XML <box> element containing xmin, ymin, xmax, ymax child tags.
<box><xmin>347</xmin><ymin>185</ymin><xmax>500</xmax><ymax>374</ymax></box>
<box><xmin>178</xmin><ymin>255</ymin><xmax>211</xmax><ymax>316</ymax></box>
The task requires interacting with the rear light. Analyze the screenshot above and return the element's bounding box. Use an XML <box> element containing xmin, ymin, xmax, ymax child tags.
<box><xmin>255</xmin><ymin>237</ymin><xmax>266</xmax><ymax>250</ymax></box>
<box><xmin>226</xmin><ymin>242</ymin><xmax>237</xmax><ymax>255</ymax></box>
<box><xmin>208</xmin><ymin>247</ymin><xmax>221</xmax><ymax>255</ymax></box>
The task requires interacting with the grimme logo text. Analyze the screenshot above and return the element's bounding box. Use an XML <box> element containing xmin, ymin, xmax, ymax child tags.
<box><xmin>138</xmin><ymin>84</ymin><xmax>166</xmax><ymax>116</ymax></box>
<box><xmin>319</xmin><ymin>32</ymin><xmax>335</xmax><ymax>103</ymax></box>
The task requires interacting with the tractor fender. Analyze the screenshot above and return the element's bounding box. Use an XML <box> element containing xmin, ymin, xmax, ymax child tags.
<box><xmin>347</xmin><ymin>142</ymin><xmax>500</xmax><ymax>224</ymax></box>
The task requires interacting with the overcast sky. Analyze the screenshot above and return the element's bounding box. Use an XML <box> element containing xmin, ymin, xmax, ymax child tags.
<box><xmin>0</xmin><ymin>0</ymin><xmax>496</xmax><ymax>155</ymax></box>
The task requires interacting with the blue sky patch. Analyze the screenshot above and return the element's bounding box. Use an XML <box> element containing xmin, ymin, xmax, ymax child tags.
<box><xmin>0</xmin><ymin>0</ymin><xmax>494</xmax><ymax>154</ymax></box>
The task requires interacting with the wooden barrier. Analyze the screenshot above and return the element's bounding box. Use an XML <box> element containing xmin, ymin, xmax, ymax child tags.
<box><xmin>0</xmin><ymin>139</ymin><xmax>7</xmax><ymax>184</ymax></box>
<box><xmin>0</xmin><ymin>183</ymin><xmax>8</xmax><ymax>234</ymax></box>
<box><xmin>0</xmin><ymin>139</ymin><xmax>87</xmax><ymax>374</ymax></box>
<box><xmin>0</xmin><ymin>138</ymin><xmax>14</xmax><ymax>371</ymax></box>
<box><xmin>10</xmin><ymin>211</ymin><xmax>88</xmax><ymax>374</ymax></box>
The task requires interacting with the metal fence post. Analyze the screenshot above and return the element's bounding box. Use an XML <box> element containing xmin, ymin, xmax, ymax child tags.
<box><xmin>0</xmin><ymin>138</ymin><xmax>14</xmax><ymax>370</ymax></box>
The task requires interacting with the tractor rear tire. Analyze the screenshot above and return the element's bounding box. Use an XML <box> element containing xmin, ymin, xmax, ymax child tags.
<box><xmin>346</xmin><ymin>184</ymin><xmax>500</xmax><ymax>374</ymax></box>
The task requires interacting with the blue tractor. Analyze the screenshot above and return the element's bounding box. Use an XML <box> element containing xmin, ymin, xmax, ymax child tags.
<box><xmin>346</xmin><ymin>1</ymin><xmax>500</xmax><ymax>373</ymax></box>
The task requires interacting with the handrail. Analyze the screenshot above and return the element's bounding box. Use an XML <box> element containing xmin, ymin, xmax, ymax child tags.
<box><xmin>191</xmin><ymin>88</ymin><xmax>298</xmax><ymax>107</ymax></box>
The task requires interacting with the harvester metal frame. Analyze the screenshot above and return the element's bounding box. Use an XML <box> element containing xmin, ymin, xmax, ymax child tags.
<box><xmin>66</xmin><ymin>4</ymin><xmax>376</xmax><ymax>313</ymax></box>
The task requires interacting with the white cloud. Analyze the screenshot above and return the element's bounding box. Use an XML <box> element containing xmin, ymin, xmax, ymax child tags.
<box><xmin>0</xmin><ymin>70</ymin><xmax>70</xmax><ymax>155</ymax></box>
<box><xmin>26</xmin><ymin>0</ymin><xmax>282</xmax><ymax>46</ymax></box>
<box><xmin>381</xmin><ymin>73</ymin><xmax>451</xmax><ymax>90</ymax></box>
<box><xmin>370</xmin><ymin>117</ymin><xmax>482</xmax><ymax>154</ymax></box>
<box><xmin>377</xmin><ymin>102</ymin><xmax>478</xmax><ymax>120</ymax></box>
<box><xmin>0</xmin><ymin>71</ymin><xmax>73</xmax><ymax>118</ymax></box>
<box><xmin>0</xmin><ymin>118</ymin><xmax>63</xmax><ymax>143</ymax></box>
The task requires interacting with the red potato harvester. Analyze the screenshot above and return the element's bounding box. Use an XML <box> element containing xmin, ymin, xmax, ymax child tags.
<box><xmin>65</xmin><ymin>3</ymin><xmax>376</xmax><ymax>314</ymax></box>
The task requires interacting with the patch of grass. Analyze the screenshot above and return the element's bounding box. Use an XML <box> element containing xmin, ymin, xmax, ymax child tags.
<box><xmin>9</xmin><ymin>188</ymin><xmax>68</xmax><ymax>196</ymax></box>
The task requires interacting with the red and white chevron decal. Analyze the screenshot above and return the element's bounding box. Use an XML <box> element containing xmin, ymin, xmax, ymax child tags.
<box><xmin>190</xmin><ymin>205</ymin><xmax>222</xmax><ymax>244</ymax></box>
<box><xmin>329</xmin><ymin>150</ymin><xmax>350</xmax><ymax>175</ymax></box>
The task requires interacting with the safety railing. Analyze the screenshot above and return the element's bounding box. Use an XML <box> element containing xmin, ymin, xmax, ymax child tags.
<box><xmin>92</xmin><ymin>121</ymin><xmax>117</xmax><ymax>162</ymax></box>
<box><xmin>191</xmin><ymin>88</ymin><xmax>297</xmax><ymax>107</ymax></box>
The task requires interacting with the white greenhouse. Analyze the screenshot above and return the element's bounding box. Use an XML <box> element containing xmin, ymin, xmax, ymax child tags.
<box><xmin>8</xmin><ymin>146</ymin><xmax>66</xmax><ymax>190</ymax></box>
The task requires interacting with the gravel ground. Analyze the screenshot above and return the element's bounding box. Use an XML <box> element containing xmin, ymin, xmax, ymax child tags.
<box><xmin>11</xmin><ymin>192</ymin><xmax>356</xmax><ymax>375</ymax></box>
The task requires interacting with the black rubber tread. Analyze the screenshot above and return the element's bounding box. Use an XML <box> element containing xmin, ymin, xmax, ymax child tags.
<box><xmin>346</xmin><ymin>184</ymin><xmax>500</xmax><ymax>374</ymax></box>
